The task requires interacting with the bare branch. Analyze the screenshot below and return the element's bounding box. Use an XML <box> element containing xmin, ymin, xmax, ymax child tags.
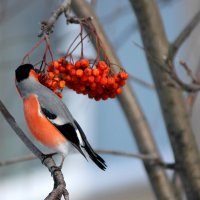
<box><xmin>38</xmin><ymin>0</ymin><xmax>71</xmax><ymax>37</ymax></box>
<box><xmin>0</xmin><ymin>152</ymin><xmax>57</xmax><ymax>167</ymax></box>
<box><xmin>0</xmin><ymin>100</ymin><xmax>69</xmax><ymax>200</ymax></box>
<box><xmin>0</xmin><ymin>154</ymin><xmax>37</xmax><ymax>166</ymax></box>
<box><xmin>179</xmin><ymin>61</ymin><xmax>199</xmax><ymax>84</ymax></box>
<box><xmin>0</xmin><ymin>149</ymin><xmax>175</xmax><ymax>170</ymax></box>
<box><xmin>97</xmin><ymin>149</ymin><xmax>155</xmax><ymax>159</ymax></box>
<box><xmin>170</xmin><ymin>9</ymin><xmax>200</xmax><ymax>59</ymax></box>
<box><xmin>130</xmin><ymin>0</ymin><xmax>200</xmax><ymax>199</ymax></box>
<box><xmin>167</xmin><ymin>60</ymin><xmax>200</xmax><ymax>92</ymax></box>
<box><xmin>169</xmin><ymin>77</ymin><xmax>200</xmax><ymax>92</ymax></box>
<box><xmin>71</xmin><ymin>1</ymin><xmax>178</xmax><ymax>199</ymax></box>
<box><xmin>0</xmin><ymin>150</ymin><xmax>155</xmax><ymax>167</ymax></box>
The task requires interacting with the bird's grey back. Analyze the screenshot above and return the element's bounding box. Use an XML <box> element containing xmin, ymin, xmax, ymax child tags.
<box><xmin>17</xmin><ymin>77</ymin><xmax>75</xmax><ymax>124</ymax></box>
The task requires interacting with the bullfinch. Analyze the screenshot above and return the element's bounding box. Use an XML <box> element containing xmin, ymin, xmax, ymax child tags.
<box><xmin>15</xmin><ymin>63</ymin><xmax>106</xmax><ymax>170</ymax></box>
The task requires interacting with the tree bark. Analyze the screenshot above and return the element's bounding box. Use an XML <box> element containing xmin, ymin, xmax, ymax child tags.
<box><xmin>130</xmin><ymin>0</ymin><xmax>200</xmax><ymax>199</ymax></box>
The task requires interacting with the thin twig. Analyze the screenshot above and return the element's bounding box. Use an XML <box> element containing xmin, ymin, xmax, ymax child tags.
<box><xmin>0</xmin><ymin>99</ymin><xmax>69</xmax><ymax>200</ymax></box>
<box><xmin>98</xmin><ymin>149</ymin><xmax>175</xmax><ymax>169</ymax></box>
<box><xmin>170</xmin><ymin>9</ymin><xmax>200</xmax><ymax>59</ymax></box>
<box><xmin>22</xmin><ymin>35</ymin><xmax>46</xmax><ymax>64</ymax></box>
<box><xmin>67</xmin><ymin>16</ymin><xmax>93</xmax><ymax>24</ymax></box>
<box><xmin>0</xmin><ymin>149</ymin><xmax>153</xmax><ymax>167</ymax></box>
<box><xmin>0</xmin><ymin>150</ymin><xmax>154</xmax><ymax>167</ymax></box>
<box><xmin>179</xmin><ymin>60</ymin><xmax>199</xmax><ymax>84</ymax></box>
<box><xmin>0</xmin><ymin>149</ymin><xmax>175</xmax><ymax>170</ymax></box>
<box><xmin>0</xmin><ymin>154</ymin><xmax>37</xmax><ymax>166</ymax></box>
<box><xmin>38</xmin><ymin>0</ymin><xmax>71</xmax><ymax>37</ymax></box>
<box><xmin>167</xmin><ymin>60</ymin><xmax>200</xmax><ymax>92</ymax></box>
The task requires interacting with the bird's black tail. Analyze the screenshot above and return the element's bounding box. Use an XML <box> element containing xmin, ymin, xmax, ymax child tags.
<box><xmin>74</xmin><ymin>120</ymin><xmax>107</xmax><ymax>171</ymax></box>
<box><xmin>84</xmin><ymin>141</ymin><xmax>107</xmax><ymax>171</ymax></box>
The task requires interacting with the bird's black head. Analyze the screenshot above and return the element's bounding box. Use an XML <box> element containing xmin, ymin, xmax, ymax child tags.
<box><xmin>15</xmin><ymin>64</ymin><xmax>34</xmax><ymax>82</ymax></box>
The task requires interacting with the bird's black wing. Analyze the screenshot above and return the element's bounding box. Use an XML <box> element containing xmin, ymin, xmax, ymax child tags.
<box><xmin>41</xmin><ymin>107</ymin><xmax>57</xmax><ymax>119</ymax></box>
<box><xmin>40</xmin><ymin>107</ymin><xmax>106</xmax><ymax>170</ymax></box>
<box><xmin>40</xmin><ymin>107</ymin><xmax>86</xmax><ymax>159</ymax></box>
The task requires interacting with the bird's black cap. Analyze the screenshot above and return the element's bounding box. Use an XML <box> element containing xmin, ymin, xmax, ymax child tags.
<box><xmin>15</xmin><ymin>64</ymin><xmax>34</xmax><ymax>82</ymax></box>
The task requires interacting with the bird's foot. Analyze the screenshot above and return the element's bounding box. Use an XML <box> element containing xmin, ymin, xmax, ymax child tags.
<box><xmin>41</xmin><ymin>153</ymin><xmax>65</xmax><ymax>175</ymax></box>
<box><xmin>41</xmin><ymin>152</ymin><xmax>57</xmax><ymax>164</ymax></box>
<box><xmin>58</xmin><ymin>153</ymin><xmax>66</xmax><ymax>169</ymax></box>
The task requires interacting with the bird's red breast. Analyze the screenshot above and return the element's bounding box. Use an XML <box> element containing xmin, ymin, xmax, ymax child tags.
<box><xmin>23</xmin><ymin>94</ymin><xmax>66</xmax><ymax>149</ymax></box>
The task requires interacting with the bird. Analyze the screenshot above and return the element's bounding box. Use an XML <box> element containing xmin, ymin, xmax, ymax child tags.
<box><xmin>15</xmin><ymin>63</ymin><xmax>107</xmax><ymax>170</ymax></box>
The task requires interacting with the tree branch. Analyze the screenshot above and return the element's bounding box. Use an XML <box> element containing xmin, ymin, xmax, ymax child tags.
<box><xmin>130</xmin><ymin>0</ymin><xmax>200</xmax><ymax>199</ymax></box>
<box><xmin>38</xmin><ymin>0</ymin><xmax>71</xmax><ymax>37</ymax></box>
<box><xmin>0</xmin><ymin>154</ymin><xmax>37</xmax><ymax>166</ymax></box>
<box><xmin>0</xmin><ymin>100</ymin><xmax>69</xmax><ymax>200</ymax></box>
<box><xmin>0</xmin><ymin>151</ymin><xmax>154</xmax><ymax>166</ymax></box>
<box><xmin>167</xmin><ymin>60</ymin><xmax>200</xmax><ymax>92</ymax></box>
<box><xmin>0</xmin><ymin>149</ymin><xmax>176</xmax><ymax>170</ymax></box>
<box><xmin>71</xmin><ymin>1</ymin><xmax>178</xmax><ymax>200</ymax></box>
<box><xmin>170</xmin><ymin>9</ymin><xmax>200</xmax><ymax>59</ymax></box>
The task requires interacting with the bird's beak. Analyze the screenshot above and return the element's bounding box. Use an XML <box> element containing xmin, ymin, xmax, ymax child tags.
<box><xmin>29</xmin><ymin>69</ymin><xmax>39</xmax><ymax>81</ymax></box>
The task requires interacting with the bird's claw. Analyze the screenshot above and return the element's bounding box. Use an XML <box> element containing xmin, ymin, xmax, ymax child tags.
<box><xmin>41</xmin><ymin>152</ymin><xmax>65</xmax><ymax>175</ymax></box>
<box><xmin>41</xmin><ymin>152</ymin><xmax>57</xmax><ymax>164</ymax></box>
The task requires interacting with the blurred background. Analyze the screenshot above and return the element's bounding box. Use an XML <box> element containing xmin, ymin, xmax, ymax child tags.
<box><xmin>0</xmin><ymin>0</ymin><xmax>200</xmax><ymax>199</ymax></box>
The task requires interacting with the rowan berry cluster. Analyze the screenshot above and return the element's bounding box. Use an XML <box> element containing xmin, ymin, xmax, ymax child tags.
<box><xmin>38</xmin><ymin>57</ymin><xmax>128</xmax><ymax>100</ymax></box>
<box><xmin>38</xmin><ymin>71</ymin><xmax>64</xmax><ymax>98</ymax></box>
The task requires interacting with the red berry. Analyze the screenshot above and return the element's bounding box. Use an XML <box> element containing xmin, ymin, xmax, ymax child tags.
<box><xmin>84</xmin><ymin>68</ymin><xmax>92</xmax><ymax>76</ymax></box>
<box><xmin>59</xmin><ymin>80</ymin><xmax>66</xmax><ymax>88</ymax></box>
<box><xmin>90</xmin><ymin>82</ymin><xmax>96</xmax><ymax>90</ymax></box>
<box><xmin>81</xmin><ymin>75</ymin><xmax>88</xmax><ymax>82</ymax></box>
<box><xmin>69</xmin><ymin>69</ymin><xmax>76</xmax><ymax>76</ymax></box>
<box><xmin>76</xmin><ymin>69</ymin><xmax>83</xmax><ymax>77</ymax></box>
<box><xmin>66</xmin><ymin>64</ymin><xmax>74</xmax><ymax>71</ymax></box>
<box><xmin>75</xmin><ymin>60</ymin><xmax>81</xmax><ymax>68</ymax></box>
<box><xmin>100</xmin><ymin>77</ymin><xmax>108</xmax><ymax>85</ymax></box>
<box><xmin>97</xmin><ymin>61</ymin><xmax>108</xmax><ymax>71</ymax></box>
<box><xmin>88</xmin><ymin>76</ymin><xmax>95</xmax><ymax>83</ymax></box>
<box><xmin>116</xmin><ymin>88</ymin><xmax>122</xmax><ymax>95</ymax></box>
<box><xmin>80</xmin><ymin>59</ymin><xmax>89</xmax><ymax>67</ymax></box>
<box><xmin>53</xmin><ymin>61</ymin><xmax>60</xmax><ymax>69</ymax></box>
<box><xmin>92</xmin><ymin>68</ymin><xmax>100</xmax><ymax>76</ymax></box>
